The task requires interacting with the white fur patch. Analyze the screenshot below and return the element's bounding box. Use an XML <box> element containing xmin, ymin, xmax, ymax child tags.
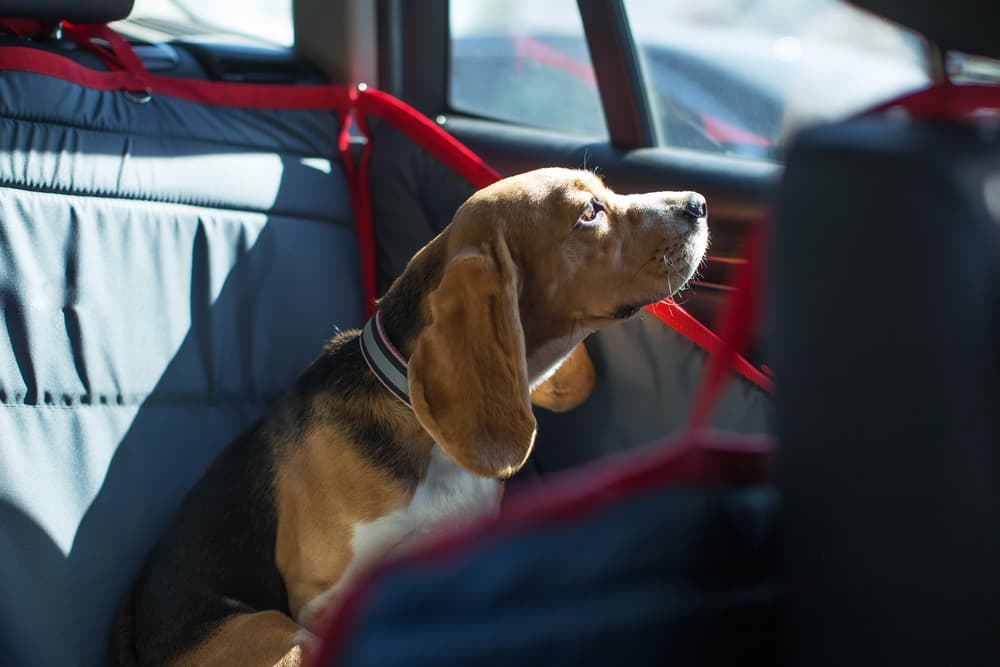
<box><xmin>297</xmin><ymin>446</ymin><xmax>500</xmax><ymax>630</ymax></box>
<box><xmin>289</xmin><ymin>628</ymin><xmax>319</xmax><ymax>653</ymax></box>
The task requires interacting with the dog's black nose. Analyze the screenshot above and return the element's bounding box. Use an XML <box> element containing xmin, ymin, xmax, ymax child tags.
<box><xmin>682</xmin><ymin>193</ymin><xmax>707</xmax><ymax>221</ymax></box>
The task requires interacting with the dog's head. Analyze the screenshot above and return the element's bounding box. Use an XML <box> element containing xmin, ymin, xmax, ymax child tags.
<box><xmin>405</xmin><ymin>168</ymin><xmax>709</xmax><ymax>478</ymax></box>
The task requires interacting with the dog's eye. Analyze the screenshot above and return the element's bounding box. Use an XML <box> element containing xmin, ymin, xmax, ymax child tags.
<box><xmin>575</xmin><ymin>199</ymin><xmax>605</xmax><ymax>228</ymax></box>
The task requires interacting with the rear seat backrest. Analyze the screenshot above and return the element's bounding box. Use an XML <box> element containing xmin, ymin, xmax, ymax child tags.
<box><xmin>774</xmin><ymin>101</ymin><xmax>1000</xmax><ymax>665</ymax></box>
<box><xmin>0</xmin><ymin>10</ymin><xmax>361</xmax><ymax>666</ymax></box>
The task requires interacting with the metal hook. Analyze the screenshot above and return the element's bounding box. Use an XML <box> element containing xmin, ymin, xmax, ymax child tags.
<box><xmin>124</xmin><ymin>87</ymin><xmax>153</xmax><ymax>104</ymax></box>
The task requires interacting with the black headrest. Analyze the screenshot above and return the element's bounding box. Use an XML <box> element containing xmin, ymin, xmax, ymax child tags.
<box><xmin>850</xmin><ymin>0</ymin><xmax>1000</xmax><ymax>59</ymax></box>
<box><xmin>774</xmin><ymin>117</ymin><xmax>1000</xmax><ymax>666</ymax></box>
<box><xmin>0</xmin><ymin>0</ymin><xmax>133</xmax><ymax>24</ymax></box>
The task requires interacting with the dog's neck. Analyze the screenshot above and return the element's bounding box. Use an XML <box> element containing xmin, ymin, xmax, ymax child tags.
<box><xmin>524</xmin><ymin>325</ymin><xmax>593</xmax><ymax>388</ymax></box>
<box><xmin>372</xmin><ymin>242</ymin><xmax>584</xmax><ymax>393</ymax></box>
<box><xmin>359</xmin><ymin>311</ymin><xmax>413</xmax><ymax>407</ymax></box>
<box><xmin>375</xmin><ymin>238</ymin><xmax>446</xmax><ymax>363</ymax></box>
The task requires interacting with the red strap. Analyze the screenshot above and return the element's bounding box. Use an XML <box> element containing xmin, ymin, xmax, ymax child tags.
<box><xmin>870</xmin><ymin>80</ymin><xmax>1000</xmax><ymax>122</ymax></box>
<box><xmin>338</xmin><ymin>87</ymin><xmax>378</xmax><ymax>317</ymax></box>
<box><xmin>0</xmin><ymin>44</ymin><xmax>352</xmax><ymax>109</ymax></box>
<box><xmin>686</xmin><ymin>224</ymin><xmax>769</xmax><ymax>430</ymax></box>
<box><xmin>346</xmin><ymin>87</ymin><xmax>503</xmax><ymax>314</ymax></box>
<box><xmin>61</xmin><ymin>23</ymin><xmax>148</xmax><ymax>78</ymax></box>
<box><xmin>355</xmin><ymin>87</ymin><xmax>502</xmax><ymax>189</ymax></box>
<box><xmin>0</xmin><ymin>20</ymin><xmax>149</xmax><ymax>87</ymax></box>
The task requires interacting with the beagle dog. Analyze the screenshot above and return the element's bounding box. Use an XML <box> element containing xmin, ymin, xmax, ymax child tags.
<box><xmin>113</xmin><ymin>168</ymin><xmax>709</xmax><ymax>666</ymax></box>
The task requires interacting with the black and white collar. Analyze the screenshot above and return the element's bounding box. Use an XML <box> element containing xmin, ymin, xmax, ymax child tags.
<box><xmin>359</xmin><ymin>311</ymin><xmax>411</xmax><ymax>407</ymax></box>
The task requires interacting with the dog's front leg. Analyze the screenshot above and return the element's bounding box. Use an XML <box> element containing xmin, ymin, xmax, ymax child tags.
<box><xmin>171</xmin><ymin>610</ymin><xmax>313</xmax><ymax>667</ymax></box>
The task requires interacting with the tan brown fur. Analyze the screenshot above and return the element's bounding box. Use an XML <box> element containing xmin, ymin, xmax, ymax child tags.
<box><xmin>274</xmin><ymin>424</ymin><xmax>424</xmax><ymax>620</ymax></box>
<box><xmin>409</xmin><ymin>239</ymin><xmax>535</xmax><ymax>479</ymax></box>
<box><xmin>530</xmin><ymin>342</ymin><xmax>595</xmax><ymax>412</ymax></box>
<box><xmin>171</xmin><ymin>611</ymin><xmax>307</xmax><ymax>667</ymax></box>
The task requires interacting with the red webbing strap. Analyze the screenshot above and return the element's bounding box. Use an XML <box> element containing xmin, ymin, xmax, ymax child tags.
<box><xmin>0</xmin><ymin>27</ymin><xmax>353</xmax><ymax>109</ymax></box>
<box><xmin>870</xmin><ymin>80</ymin><xmax>1000</xmax><ymax>122</ymax></box>
<box><xmin>0</xmin><ymin>21</ymin><xmax>144</xmax><ymax>76</ymax></box>
<box><xmin>62</xmin><ymin>22</ymin><xmax>147</xmax><ymax>76</ymax></box>
<box><xmin>338</xmin><ymin>87</ymin><xmax>378</xmax><ymax>317</ymax></box>
<box><xmin>646</xmin><ymin>296</ymin><xmax>774</xmax><ymax>398</ymax></box>
<box><xmin>686</xmin><ymin>224</ymin><xmax>768</xmax><ymax>430</ymax></box>
<box><xmin>355</xmin><ymin>87</ymin><xmax>502</xmax><ymax>190</ymax></box>
<box><xmin>347</xmin><ymin>87</ymin><xmax>504</xmax><ymax>314</ymax></box>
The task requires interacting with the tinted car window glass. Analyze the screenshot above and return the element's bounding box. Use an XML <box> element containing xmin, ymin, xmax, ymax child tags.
<box><xmin>129</xmin><ymin>0</ymin><xmax>293</xmax><ymax>46</ymax></box>
<box><xmin>624</xmin><ymin>0</ymin><xmax>930</xmax><ymax>160</ymax></box>
<box><xmin>948</xmin><ymin>52</ymin><xmax>1000</xmax><ymax>84</ymax></box>
<box><xmin>449</xmin><ymin>0</ymin><xmax>607</xmax><ymax>139</ymax></box>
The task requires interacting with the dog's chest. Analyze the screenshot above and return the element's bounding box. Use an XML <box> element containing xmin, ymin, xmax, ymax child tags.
<box><xmin>360</xmin><ymin>445</ymin><xmax>500</xmax><ymax>554</ymax></box>
<box><xmin>350</xmin><ymin>445</ymin><xmax>500</xmax><ymax>563</ymax></box>
<box><xmin>297</xmin><ymin>446</ymin><xmax>501</xmax><ymax>629</ymax></box>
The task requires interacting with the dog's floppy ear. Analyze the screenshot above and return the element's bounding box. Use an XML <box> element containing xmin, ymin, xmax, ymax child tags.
<box><xmin>409</xmin><ymin>240</ymin><xmax>536</xmax><ymax>479</ymax></box>
<box><xmin>531</xmin><ymin>342</ymin><xmax>595</xmax><ymax>412</ymax></box>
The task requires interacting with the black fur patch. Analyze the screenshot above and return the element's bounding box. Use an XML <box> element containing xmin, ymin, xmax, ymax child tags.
<box><xmin>377</xmin><ymin>245</ymin><xmax>443</xmax><ymax>354</ymax></box>
<box><xmin>132</xmin><ymin>419</ymin><xmax>288</xmax><ymax>665</ymax></box>
<box><xmin>293</xmin><ymin>334</ymin><xmax>424</xmax><ymax>490</ymax></box>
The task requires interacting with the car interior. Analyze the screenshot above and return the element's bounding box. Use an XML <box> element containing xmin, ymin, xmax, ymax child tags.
<box><xmin>0</xmin><ymin>0</ymin><xmax>997</xmax><ymax>665</ymax></box>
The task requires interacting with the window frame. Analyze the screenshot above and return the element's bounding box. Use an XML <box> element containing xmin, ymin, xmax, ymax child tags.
<box><xmin>377</xmin><ymin>0</ymin><xmax>659</xmax><ymax>149</ymax></box>
<box><xmin>577</xmin><ymin>0</ymin><xmax>656</xmax><ymax>148</ymax></box>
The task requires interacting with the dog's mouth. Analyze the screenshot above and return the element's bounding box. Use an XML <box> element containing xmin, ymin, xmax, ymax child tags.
<box><xmin>611</xmin><ymin>267</ymin><xmax>697</xmax><ymax>320</ymax></box>
<box><xmin>661</xmin><ymin>225</ymin><xmax>709</xmax><ymax>295</ymax></box>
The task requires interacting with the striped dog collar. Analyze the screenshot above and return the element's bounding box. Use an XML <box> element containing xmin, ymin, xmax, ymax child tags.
<box><xmin>359</xmin><ymin>311</ymin><xmax>411</xmax><ymax>407</ymax></box>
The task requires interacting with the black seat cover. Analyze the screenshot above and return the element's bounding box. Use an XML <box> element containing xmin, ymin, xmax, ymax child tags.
<box><xmin>773</xmin><ymin>115</ymin><xmax>1000</xmax><ymax>665</ymax></box>
<box><xmin>1</xmin><ymin>0</ymin><xmax>134</xmax><ymax>23</ymax></box>
<box><xmin>0</xmin><ymin>12</ymin><xmax>361</xmax><ymax>664</ymax></box>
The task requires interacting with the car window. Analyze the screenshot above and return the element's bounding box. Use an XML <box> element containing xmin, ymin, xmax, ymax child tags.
<box><xmin>128</xmin><ymin>0</ymin><xmax>293</xmax><ymax>47</ymax></box>
<box><xmin>449</xmin><ymin>0</ymin><xmax>930</xmax><ymax>160</ymax></box>
<box><xmin>948</xmin><ymin>52</ymin><xmax>1000</xmax><ymax>84</ymax></box>
<box><xmin>623</xmin><ymin>0</ymin><xmax>929</xmax><ymax>160</ymax></box>
<box><xmin>449</xmin><ymin>0</ymin><xmax>607</xmax><ymax>139</ymax></box>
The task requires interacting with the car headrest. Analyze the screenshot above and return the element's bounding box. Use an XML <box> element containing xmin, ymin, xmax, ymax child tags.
<box><xmin>0</xmin><ymin>0</ymin><xmax>133</xmax><ymax>24</ymax></box>
<box><xmin>850</xmin><ymin>0</ymin><xmax>1000</xmax><ymax>59</ymax></box>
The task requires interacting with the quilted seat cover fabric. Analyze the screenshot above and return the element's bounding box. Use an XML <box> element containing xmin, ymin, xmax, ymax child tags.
<box><xmin>0</xmin><ymin>69</ymin><xmax>361</xmax><ymax>665</ymax></box>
